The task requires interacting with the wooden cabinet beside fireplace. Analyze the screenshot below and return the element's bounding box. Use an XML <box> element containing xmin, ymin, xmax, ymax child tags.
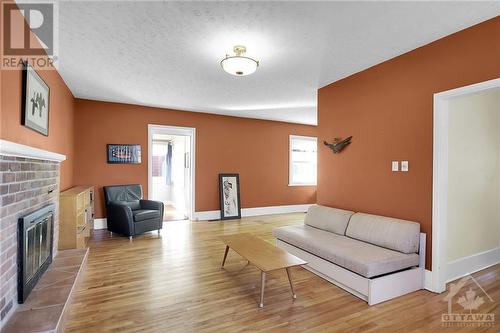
<box><xmin>59</xmin><ymin>186</ymin><xmax>94</xmax><ymax>249</ymax></box>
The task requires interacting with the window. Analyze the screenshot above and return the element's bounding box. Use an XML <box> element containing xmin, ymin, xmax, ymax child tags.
<box><xmin>289</xmin><ymin>135</ymin><xmax>317</xmax><ymax>186</ymax></box>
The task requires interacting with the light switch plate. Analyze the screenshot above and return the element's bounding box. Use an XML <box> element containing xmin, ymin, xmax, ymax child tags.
<box><xmin>401</xmin><ymin>161</ymin><xmax>409</xmax><ymax>172</ymax></box>
<box><xmin>392</xmin><ymin>161</ymin><xmax>399</xmax><ymax>172</ymax></box>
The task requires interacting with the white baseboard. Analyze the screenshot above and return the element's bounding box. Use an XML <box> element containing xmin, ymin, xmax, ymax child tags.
<box><xmin>424</xmin><ymin>247</ymin><xmax>500</xmax><ymax>293</ymax></box>
<box><xmin>424</xmin><ymin>270</ymin><xmax>435</xmax><ymax>292</ymax></box>
<box><xmin>93</xmin><ymin>204</ymin><xmax>312</xmax><ymax>229</ymax></box>
<box><xmin>446</xmin><ymin>246</ymin><xmax>500</xmax><ymax>283</ymax></box>
<box><xmin>94</xmin><ymin>218</ymin><xmax>107</xmax><ymax>230</ymax></box>
<box><xmin>192</xmin><ymin>210</ymin><xmax>219</xmax><ymax>221</ymax></box>
<box><xmin>193</xmin><ymin>204</ymin><xmax>313</xmax><ymax>221</ymax></box>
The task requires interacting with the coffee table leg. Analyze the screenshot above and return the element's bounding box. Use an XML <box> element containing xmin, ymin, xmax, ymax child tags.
<box><xmin>286</xmin><ymin>267</ymin><xmax>297</xmax><ymax>299</ymax></box>
<box><xmin>259</xmin><ymin>271</ymin><xmax>266</xmax><ymax>308</ymax></box>
<box><xmin>221</xmin><ymin>245</ymin><xmax>229</xmax><ymax>268</ymax></box>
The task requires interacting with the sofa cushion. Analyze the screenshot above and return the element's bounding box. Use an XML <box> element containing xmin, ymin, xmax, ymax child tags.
<box><xmin>346</xmin><ymin>213</ymin><xmax>420</xmax><ymax>254</ymax></box>
<box><xmin>133</xmin><ymin>209</ymin><xmax>161</xmax><ymax>222</ymax></box>
<box><xmin>274</xmin><ymin>225</ymin><xmax>419</xmax><ymax>278</ymax></box>
<box><xmin>304</xmin><ymin>205</ymin><xmax>354</xmax><ymax>235</ymax></box>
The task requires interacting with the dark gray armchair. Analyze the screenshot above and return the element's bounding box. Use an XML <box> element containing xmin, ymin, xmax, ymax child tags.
<box><xmin>103</xmin><ymin>184</ymin><xmax>164</xmax><ymax>239</ymax></box>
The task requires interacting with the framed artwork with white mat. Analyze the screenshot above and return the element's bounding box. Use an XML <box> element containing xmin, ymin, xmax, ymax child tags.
<box><xmin>22</xmin><ymin>63</ymin><xmax>50</xmax><ymax>136</ymax></box>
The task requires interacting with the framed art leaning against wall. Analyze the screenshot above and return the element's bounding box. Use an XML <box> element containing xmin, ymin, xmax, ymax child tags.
<box><xmin>219</xmin><ymin>173</ymin><xmax>241</xmax><ymax>220</ymax></box>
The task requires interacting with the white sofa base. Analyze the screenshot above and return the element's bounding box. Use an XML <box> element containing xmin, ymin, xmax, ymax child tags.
<box><xmin>276</xmin><ymin>233</ymin><xmax>426</xmax><ymax>305</ymax></box>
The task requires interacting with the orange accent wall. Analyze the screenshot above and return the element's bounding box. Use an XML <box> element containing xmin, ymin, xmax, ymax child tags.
<box><xmin>74</xmin><ymin>99</ymin><xmax>317</xmax><ymax>218</ymax></box>
<box><xmin>317</xmin><ymin>16</ymin><xmax>500</xmax><ymax>269</ymax></box>
<box><xmin>0</xmin><ymin>1</ymin><xmax>75</xmax><ymax>191</ymax></box>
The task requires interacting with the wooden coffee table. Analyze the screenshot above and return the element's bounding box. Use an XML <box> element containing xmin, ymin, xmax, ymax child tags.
<box><xmin>220</xmin><ymin>233</ymin><xmax>307</xmax><ymax>308</ymax></box>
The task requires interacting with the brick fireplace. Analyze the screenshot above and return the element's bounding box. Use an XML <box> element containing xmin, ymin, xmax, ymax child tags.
<box><xmin>0</xmin><ymin>141</ymin><xmax>65</xmax><ymax>326</ymax></box>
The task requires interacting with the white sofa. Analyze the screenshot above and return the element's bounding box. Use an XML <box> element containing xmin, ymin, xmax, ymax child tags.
<box><xmin>273</xmin><ymin>205</ymin><xmax>426</xmax><ymax>305</ymax></box>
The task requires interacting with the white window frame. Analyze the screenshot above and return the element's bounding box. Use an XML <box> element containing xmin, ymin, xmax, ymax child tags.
<box><xmin>289</xmin><ymin>135</ymin><xmax>317</xmax><ymax>186</ymax></box>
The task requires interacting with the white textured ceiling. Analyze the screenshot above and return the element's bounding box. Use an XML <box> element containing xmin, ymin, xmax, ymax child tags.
<box><xmin>57</xmin><ymin>1</ymin><xmax>500</xmax><ymax>125</ymax></box>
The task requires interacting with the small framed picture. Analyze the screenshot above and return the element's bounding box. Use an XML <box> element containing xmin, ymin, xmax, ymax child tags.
<box><xmin>219</xmin><ymin>173</ymin><xmax>241</xmax><ymax>220</ymax></box>
<box><xmin>22</xmin><ymin>63</ymin><xmax>50</xmax><ymax>136</ymax></box>
<box><xmin>107</xmin><ymin>144</ymin><xmax>142</xmax><ymax>164</ymax></box>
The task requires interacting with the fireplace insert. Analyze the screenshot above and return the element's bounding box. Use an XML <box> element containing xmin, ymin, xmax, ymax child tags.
<box><xmin>17</xmin><ymin>204</ymin><xmax>54</xmax><ymax>303</ymax></box>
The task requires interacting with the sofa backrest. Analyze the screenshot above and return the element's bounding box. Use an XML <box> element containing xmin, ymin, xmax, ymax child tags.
<box><xmin>305</xmin><ymin>205</ymin><xmax>354</xmax><ymax>235</ymax></box>
<box><xmin>346</xmin><ymin>213</ymin><xmax>420</xmax><ymax>254</ymax></box>
<box><xmin>103</xmin><ymin>184</ymin><xmax>142</xmax><ymax>210</ymax></box>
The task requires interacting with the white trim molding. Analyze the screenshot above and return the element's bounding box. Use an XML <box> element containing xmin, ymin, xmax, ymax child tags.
<box><xmin>193</xmin><ymin>204</ymin><xmax>313</xmax><ymax>221</ymax></box>
<box><xmin>446</xmin><ymin>247</ymin><xmax>500</xmax><ymax>283</ymax></box>
<box><xmin>0</xmin><ymin>139</ymin><xmax>66</xmax><ymax>162</ymax></box>
<box><xmin>424</xmin><ymin>270</ymin><xmax>434</xmax><ymax>292</ymax></box>
<box><xmin>192</xmin><ymin>210</ymin><xmax>220</xmax><ymax>221</ymax></box>
<box><xmin>93</xmin><ymin>204</ymin><xmax>312</xmax><ymax>229</ymax></box>
<box><xmin>94</xmin><ymin>218</ymin><xmax>107</xmax><ymax>230</ymax></box>
<box><xmin>289</xmin><ymin>135</ymin><xmax>318</xmax><ymax>186</ymax></box>
<box><xmin>432</xmin><ymin>77</ymin><xmax>500</xmax><ymax>293</ymax></box>
<box><xmin>147</xmin><ymin>124</ymin><xmax>196</xmax><ymax>220</ymax></box>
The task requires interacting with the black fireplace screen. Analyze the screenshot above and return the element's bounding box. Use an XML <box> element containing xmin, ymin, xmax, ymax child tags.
<box><xmin>18</xmin><ymin>204</ymin><xmax>54</xmax><ymax>303</ymax></box>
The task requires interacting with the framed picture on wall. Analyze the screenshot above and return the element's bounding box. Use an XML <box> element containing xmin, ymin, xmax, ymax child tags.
<box><xmin>107</xmin><ymin>144</ymin><xmax>142</xmax><ymax>164</ymax></box>
<box><xmin>22</xmin><ymin>63</ymin><xmax>50</xmax><ymax>136</ymax></box>
<box><xmin>219</xmin><ymin>173</ymin><xmax>241</xmax><ymax>220</ymax></box>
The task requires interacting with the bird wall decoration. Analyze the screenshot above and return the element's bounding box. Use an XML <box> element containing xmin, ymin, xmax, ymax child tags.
<box><xmin>324</xmin><ymin>136</ymin><xmax>353</xmax><ymax>154</ymax></box>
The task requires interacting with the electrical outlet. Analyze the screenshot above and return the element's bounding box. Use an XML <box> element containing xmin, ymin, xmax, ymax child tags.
<box><xmin>401</xmin><ymin>161</ymin><xmax>409</xmax><ymax>172</ymax></box>
<box><xmin>392</xmin><ymin>161</ymin><xmax>399</xmax><ymax>172</ymax></box>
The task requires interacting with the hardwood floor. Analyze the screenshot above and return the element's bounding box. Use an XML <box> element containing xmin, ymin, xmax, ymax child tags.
<box><xmin>163</xmin><ymin>203</ymin><xmax>188</xmax><ymax>221</ymax></box>
<box><xmin>65</xmin><ymin>213</ymin><xmax>499</xmax><ymax>332</ymax></box>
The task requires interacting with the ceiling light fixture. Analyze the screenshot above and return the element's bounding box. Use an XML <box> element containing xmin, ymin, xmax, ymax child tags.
<box><xmin>220</xmin><ymin>45</ymin><xmax>259</xmax><ymax>76</ymax></box>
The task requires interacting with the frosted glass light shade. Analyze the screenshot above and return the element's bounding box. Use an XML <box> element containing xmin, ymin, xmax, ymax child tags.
<box><xmin>220</xmin><ymin>56</ymin><xmax>258</xmax><ymax>76</ymax></box>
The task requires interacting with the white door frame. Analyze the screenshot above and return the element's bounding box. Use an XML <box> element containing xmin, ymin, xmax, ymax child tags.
<box><xmin>148</xmin><ymin>124</ymin><xmax>196</xmax><ymax>220</ymax></box>
<box><xmin>431</xmin><ymin>78</ymin><xmax>500</xmax><ymax>293</ymax></box>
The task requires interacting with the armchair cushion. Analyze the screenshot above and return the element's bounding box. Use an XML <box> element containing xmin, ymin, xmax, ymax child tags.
<box><xmin>140</xmin><ymin>199</ymin><xmax>163</xmax><ymax>211</ymax></box>
<box><xmin>104</xmin><ymin>184</ymin><xmax>142</xmax><ymax>205</ymax></box>
<box><xmin>133</xmin><ymin>209</ymin><xmax>161</xmax><ymax>222</ymax></box>
<box><xmin>112</xmin><ymin>200</ymin><xmax>141</xmax><ymax>211</ymax></box>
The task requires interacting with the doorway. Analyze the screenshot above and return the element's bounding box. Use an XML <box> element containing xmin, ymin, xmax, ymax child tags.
<box><xmin>431</xmin><ymin>78</ymin><xmax>500</xmax><ymax>293</ymax></box>
<box><xmin>148</xmin><ymin>125</ymin><xmax>195</xmax><ymax>221</ymax></box>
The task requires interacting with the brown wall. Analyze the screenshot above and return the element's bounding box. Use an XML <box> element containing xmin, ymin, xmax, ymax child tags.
<box><xmin>317</xmin><ymin>16</ymin><xmax>500</xmax><ymax>269</ymax></box>
<box><xmin>74</xmin><ymin>99</ymin><xmax>317</xmax><ymax>218</ymax></box>
<box><xmin>0</xmin><ymin>1</ymin><xmax>75</xmax><ymax>191</ymax></box>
